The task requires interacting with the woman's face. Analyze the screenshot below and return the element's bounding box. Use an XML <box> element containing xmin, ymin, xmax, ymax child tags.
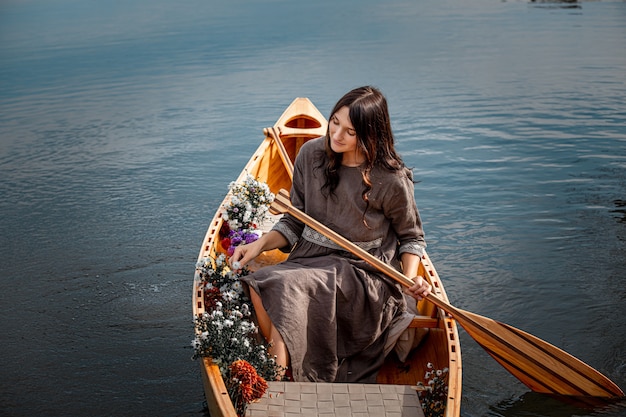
<box><xmin>329</xmin><ymin>106</ymin><xmax>364</xmax><ymax>166</ymax></box>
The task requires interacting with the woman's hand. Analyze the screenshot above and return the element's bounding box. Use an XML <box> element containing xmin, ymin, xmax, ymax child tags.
<box><xmin>228</xmin><ymin>230</ymin><xmax>289</xmax><ymax>271</ymax></box>
<box><xmin>229</xmin><ymin>240</ymin><xmax>263</xmax><ymax>271</ymax></box>
<box><xmin>405</xmin><ymin>275</ymin><xmax>431</xmax><ymax>301</ymax></box>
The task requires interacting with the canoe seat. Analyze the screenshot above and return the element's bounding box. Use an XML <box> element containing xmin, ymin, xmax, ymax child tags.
<box><xmin>409</xmin><ymin>315</ymin><xmax>439</xmax><ymax>328</ymax></box>
<box><xmin>246</xmin><ymin>381</ymin><xmax>425</xmax><ymax>417</ymax></box>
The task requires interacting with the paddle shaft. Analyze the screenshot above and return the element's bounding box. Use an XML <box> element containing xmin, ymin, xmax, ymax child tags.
<box><xmin>268</xmin><ymin>188</ymin><xmax>624</xmax><ymax>398</ymax></box>
<box><xmin>269</xmin><ymin>190</ymin><xmax>448</xmax><ymax>301</ymax></box>
<box><xmin>264</xmin><ymin>127</ymin><xmax>294</xmax><ymax>179</ymax></box>
<box><xmin>270</xmin><ymin>191</ymin><xmax>491</xmax><ymax>331</ymax></box>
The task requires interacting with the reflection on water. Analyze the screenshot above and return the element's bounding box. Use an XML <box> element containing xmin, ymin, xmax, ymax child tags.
<box><xmin>612</xmin><ymin>200</ymin><xmax>626</xmax><ymax>224</ymax></box>
<box><xmin>490</xmin><ymin>391</ymin><xmax>626</xmax><ymax>417</ymax></box>
<box><xmin>1</xmin><ymin>0</ymin><xmax>625</xmax><ymax>416</ymax></box>
<box><xmin>529</xmin><ymin>0</ymin><xmax>583</xmax><ymax>10</ymax></box>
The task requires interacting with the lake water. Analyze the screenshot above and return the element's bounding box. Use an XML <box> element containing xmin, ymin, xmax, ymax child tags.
<box><xmin>1</xmin><ymin>0</ymin><xmax>625</xmax><ymax>416</ymax></box>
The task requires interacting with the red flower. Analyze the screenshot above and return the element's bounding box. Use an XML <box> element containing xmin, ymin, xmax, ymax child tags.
<box><xmin>204</xmin><ymin>287</ymin><xmax>222</xmax><ymax>310</ymax></box>
<box><xmin>230</xmin><ymin>360</ymin><xmax>268</xmax><ymax>403</ymax></box>
<box><xmin>220</xmin><ymin>237</ymin><xmax>231</xmax><ymax>250</ymax></box>
<box><xmin>220</xmin><ymin>222</ymin><xmax>231</xmax><ymax>237</ymax></box>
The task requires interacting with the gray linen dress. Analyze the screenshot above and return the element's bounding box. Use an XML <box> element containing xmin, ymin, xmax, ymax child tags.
<box><xmin>242</xmin><ymin>137</ymin><xmax>425</xmax><ymax>383</ymax></box>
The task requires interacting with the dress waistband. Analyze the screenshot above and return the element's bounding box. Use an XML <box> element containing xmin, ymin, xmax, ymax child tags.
<box><xmin>302</xmin><ymin>225</ymin><xmax>382</xmax><ymax>251</ymax></box>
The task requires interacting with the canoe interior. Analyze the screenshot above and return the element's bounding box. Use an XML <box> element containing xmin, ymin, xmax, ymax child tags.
<box><xmin>193</xmin><ymin>98</ymin><xmax>462</xmax><ymax>417</ymax></box>
<box><xmin>378</xmin><ymin>253</ymin><xmax>462</xmax><ymax>417</ymax></box>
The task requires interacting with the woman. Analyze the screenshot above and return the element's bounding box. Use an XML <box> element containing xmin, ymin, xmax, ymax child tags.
<box><xmin>230</xmin><ymin>86</ymin><xmax>430</xmax><ymax>383</ymax></box>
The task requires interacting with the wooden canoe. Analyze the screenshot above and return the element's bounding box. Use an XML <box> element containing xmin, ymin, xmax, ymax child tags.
<box><xmin>193</xmin><ymin>97</ymin><xmax>462</xmax><ymax>417</ymax></box>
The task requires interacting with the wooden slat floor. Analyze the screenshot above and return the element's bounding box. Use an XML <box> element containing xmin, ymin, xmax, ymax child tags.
<box><xmin>246</xmin><ymin>381</ymin><xmax>425</xmax><ymax>417</ymax></box>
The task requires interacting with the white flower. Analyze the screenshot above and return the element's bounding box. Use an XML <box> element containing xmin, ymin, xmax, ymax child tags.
<box><xmin>231</xmin><ymin>281</ymin><xmax>243</xmax><ymax>294</ymax></box>
<box><xmin>222</xmin><ymin>290</ymin><xmax>236</xmax><ymax>302</ymax></box>
<box><xmin>241</xmin><ymin>303</ymin><xmax>250</xmax><ymax>316</ymax></box>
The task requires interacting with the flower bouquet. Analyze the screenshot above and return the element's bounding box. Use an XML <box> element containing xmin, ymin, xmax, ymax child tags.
<box><xmin>221</xmin><ymin>173</ymin><xmax>274</xmax><ymax>231</ymax></box>
<box><xmin>193</xmin><ymin>177</ymin><xmax>280</xmax><ymax>416</ymax></box>
<box><xmin>416</xmin><ymin>363</ymin><xmax>449</xmax><ymax>417</ymax></box>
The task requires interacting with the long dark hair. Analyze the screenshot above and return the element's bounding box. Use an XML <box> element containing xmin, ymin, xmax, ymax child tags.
<box><xmin>321</xmin><ymin>86</ymin><xmax>406</xmax><ymax>225</ymax></box>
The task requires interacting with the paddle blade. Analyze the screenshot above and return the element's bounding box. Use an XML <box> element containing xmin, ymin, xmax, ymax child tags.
<box><xmin>269</xmin><ymin>188</ymin><xmax>291</xmax><ymax>215</ymax></box>
<box><xmin>452</xmin><ymin>307</ymin><xmax>624</xmax><ymax>398</ymax></box>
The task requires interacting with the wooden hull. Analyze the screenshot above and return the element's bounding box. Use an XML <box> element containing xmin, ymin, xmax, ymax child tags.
<box><xmin>193</xmin><ymin>98</ymin><xmax>462</xmax><ymax>417</ymax></box>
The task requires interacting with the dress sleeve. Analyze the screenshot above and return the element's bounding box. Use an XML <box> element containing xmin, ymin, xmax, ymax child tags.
<box><xmin>382</xmin><ymin>169</ymin><xmax>426</xmax><ymax>257</ymax></box>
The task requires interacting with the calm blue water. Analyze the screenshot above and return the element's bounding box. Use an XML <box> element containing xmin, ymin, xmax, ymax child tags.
<box><xmin>1</xmin><ymin>0</ymin><xmax>625</xmax><ymax>416</ymax></box>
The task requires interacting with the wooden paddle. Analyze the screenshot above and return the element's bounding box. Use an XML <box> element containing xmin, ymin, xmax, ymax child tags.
<box><xmin>264</xmin><ymin>127</ymin><xmax>294</xmax><ymax>180</ymax></box>
<box><xmin>269</xmin><ymin>188</ymin><xmax>624</xmax><ymax>399</ymax></box>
